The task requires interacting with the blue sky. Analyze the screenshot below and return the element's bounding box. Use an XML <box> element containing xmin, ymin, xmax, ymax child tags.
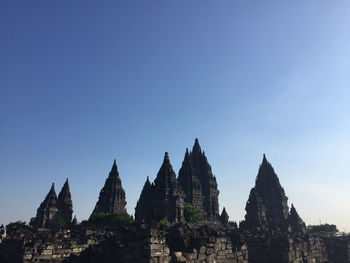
<box><xmin>1</xmin><ymin>1</ymin><xmax>350</xmax><ymax>230</ymax></box>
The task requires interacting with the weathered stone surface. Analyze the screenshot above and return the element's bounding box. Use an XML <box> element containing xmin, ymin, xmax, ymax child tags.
<box><xmin>91</xmin><ymin>159</ymin><xmax>127</xmax><ymax>215</ymax></box>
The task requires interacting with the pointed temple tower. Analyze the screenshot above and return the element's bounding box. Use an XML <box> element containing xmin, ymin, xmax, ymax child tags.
<box><xmin>135</xmin><ymin>152</ymin><xmax>185</xmax><ymax>223</ymax></box>
<box><xmin>35</xmin><ymin>183</ymin><xmax>59</xmax><ymax>228</ymax></box>
<box><xmin>242</xmin><ymin>154</ymin><xmax>307</xmax><ymax>233</ymax></box>
<box><xmin>178</xmin><ymin>139</ymin><xmax>220</xmax><ymax>221</ymax></box>
<box><xmin>178</xmin><ymin>148</ymin><xmax>203</xmax><ymax>208</ymax></box>
<box><xmin>92</xmin><ymin>160</ymin><xmax>127</xmax><ymax>215</ymax></box>
<box><xmin>57</xmin><ymin>178</ymin><xmax>73</xmax><ymax>226</ymax></box>
<box><xmin>220</xmin><ymin>207</ymin><xmax>229</xmax><ymax>226</ymax></box>
<box><xmin>289</xmin><ymin>204</ymin><xmax>307</xmax><ymax>234</ymax></box>
<box><xmin>243</xmin><ymin>154</ymin><xmax>289</xmax><ymax>231</ymax></box>
<box><xmin>135</xmin><ymin>176</ymin><xmax>152</xmax><ymax>222</ymax></box>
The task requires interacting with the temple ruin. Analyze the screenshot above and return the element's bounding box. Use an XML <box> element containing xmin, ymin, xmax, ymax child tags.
<box><xmin>1</xmin><ymin>139</ymin><xmax>349</xmax><ymax>263</ymax></box>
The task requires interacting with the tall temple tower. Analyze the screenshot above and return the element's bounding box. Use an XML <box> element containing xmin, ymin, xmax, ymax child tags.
<box><xmin>178</xmin><ymin>139</ymin><xmax>220</xmax><ymax>221</ymax></box>
<box><xmin>57</xmin><ymin>178</ymin><xmax>73</xmax><ymax>226</ymax></box>
<box><xmin>135</xmin><ymin>152</ymin><xmax>185</xmax><ymax>223</ymax></box>
<box><xmin>242</xmin><ymin>154</ymin><xmax>307</xmax><ymax>234</ymax></box>
<box><xmin>34</xmin><ymin>183</ymin><xmax>59</xmax><ymax>228</ymax></box>
<box><xmin>91</xmin><ymin>160</ymin><xmax>127</xmax><ymax>216</ymax></box>
<box><xmin>34</xmin><ymin>181</ymin><xmax>74</xmax><ymax>228</ymax></box>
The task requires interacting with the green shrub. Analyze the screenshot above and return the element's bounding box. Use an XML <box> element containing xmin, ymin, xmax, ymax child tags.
<box><xmin>6</xmin><ymin>221</ymin><xmax>27</xmax><ymax>229</ymax></box>
<box><xmin>308</xmin><ymin>223</ymin><xmax>338</xmax><ymax>236</ymax></box>
<box><xmin>159</xmin><ymin>218</ymin><xmax>167</xmax><ymax>226</ymax></box>
<box><xmin>57</xmin><ymin>216</ymin><xmax>67</xmax><ymax>228</ymax></box>
<box><xmin>184</xmin><ymin>203</ymin><xmax>203</xmax><ymax>223</ymax></box>
<box><xmin>89</xmin><ymin>212</ymin><xmax>133</xmax><ymax>226</ymax></box>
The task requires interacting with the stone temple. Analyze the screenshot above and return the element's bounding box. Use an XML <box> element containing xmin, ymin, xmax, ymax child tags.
<box><xmin>32</xmin><ymin>179</ymin><xmax>73</xmax><ymax>228</ymax></box>
<box><xmin>1</xmin><ymin>140</ymin><xmax>350</xmax><ymax>263</ymax></box>
<box><xmin>242</xmin><ymin>154</ymin><xmax>290</xmax><ymax>231</ymax></box>
<box><xmin>135</xmin><ymin>152</ymin><xmax>185</xmax><ymax>223</ymax></box>
<box><xmin>135</xmin><ymin>139</ymin><xmax>220</xmax><ymax>223</ymax></box>
<box><xmin>91</xmin><ymin>159</ymin><xmax>127</xmax><ymax>216</ymax></box>
<box><xmin>178</xmin><ymin>139</ymin><xmax>220</xmax><ymax>221</ymax></box>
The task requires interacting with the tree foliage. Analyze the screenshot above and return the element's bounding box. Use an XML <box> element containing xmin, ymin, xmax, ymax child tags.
<box><xmin>184</xmin><ymin>203</ymin><xmax>203</xmax><ymax>223</ymax></box>
<box><xmin>308</xmin><ymin>223</ymin><xmax>339</xmax><ymax>236</ymax></box>
<box><xmin>89</xmin><ymin>212</ymin><xmax>133</xmax><ymax>226</ymax></box>
<box><xmin>159</xmin><ymin>218</ymin><xmax>167</xmax><ymax>226</ymax></box>
<box><xmin>57</xmin><ymin>215</ymin><xmax>67</xmax><ymax>228</ymax></box>
<box><xmin>6</xmin><ymin>221</ymin><xmax>27</xmax><ymax>229</ymax></box>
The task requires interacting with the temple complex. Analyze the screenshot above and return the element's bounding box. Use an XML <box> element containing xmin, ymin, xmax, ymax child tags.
<box><xmin>1</xmin><ymin>140</ymin><xmax>349</xmax><ymax>263</ymax></box>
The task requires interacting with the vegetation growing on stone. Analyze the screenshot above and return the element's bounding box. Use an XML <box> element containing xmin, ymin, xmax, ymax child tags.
<box><xmin>308</xmin><ymin>224</ymin><xmax>339</xmax><ymax>236</ymax></box>
<box><xmin>88</xmin><ymin>212</ymin><xmax>133</xmax><ymax>226</ymax></box>
<box><xmin>184</xmin><ymin>203</ymin><xmax>203</xmax><ymax>223</ymax></box>
<box><xmin>159</xmin><ymin>218</ymin><xmax>168</xmax><ymax>226</ymax></box>
<box><xmin>6</xmin><ymin>221</ymin><xmax>26</xmax><ymax>229</ymax></box>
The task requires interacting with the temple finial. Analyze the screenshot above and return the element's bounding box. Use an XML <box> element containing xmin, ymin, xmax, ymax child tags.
<box><xmin>192</xmin><ymin>138</ymin><xmax>202</xmax><ymax>153</ymax></box>
<box><xmin>112</xmin><ymin>159</ymin><xmax>118</xmax><ymax>170</ymax></box>
<box><xmin>262</xmin><ymin>154</ymin><xmax>268</xmax><ymax>164</ymax></box>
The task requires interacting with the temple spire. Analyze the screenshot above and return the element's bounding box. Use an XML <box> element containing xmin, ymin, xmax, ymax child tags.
<box><xmin>151</xmin><ymin>153</ymin><xmax>185</xmax><ymax>222</ymax></box>
<box><xmin>289</xmin><ymin>203</ymin><xmax>307</xmax><ymax>234</ymax></box>
<box><xmin>243</xmin><ymin>156</ymin><xmax>289</xmax><ymax>231</ymax></box>
<box><xmin>91</xmin><ymin>159</ymin><xmax>127</xmax><ymax>216</ymax></box>
<box><xmin>34</xmin><ymin>183</ymin><xmax>59</xmax><ymax>228</ymax></box>
<box><xmin>192</xmin><ymin>138</ymin><xmax>202</xmax><ymax>154</ymax></box>
<box><xmin>111</xmin><ymin>159</ymin><xmax>119</xmax><ymax>175</ymax></box>
<box><xmin>164</xmin><ymin>152</ymin><xmax>169</xmax><ymax>161</ymax></box>
<box><xmin>220</xmin><ymin>207</ymin><xmax>229</xmax><ymax>225</ymax></box>
<box><xmin>57</xmin><ymin>178</ymin><xmax>73</xmax><ymax>226</ymax></box>
<box><xmin>263</xmin><ymin>154</ymin><xmax>267</xmax><ymax>163</ymax></box>
<box><xmin>135</xmin><ymin>176</ymin><xmax>154</xmax><ymax>222</ymax></box>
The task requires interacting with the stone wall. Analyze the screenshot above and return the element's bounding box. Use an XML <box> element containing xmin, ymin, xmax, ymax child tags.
<box><xmin>2</xmin><ymin>223</ymin><xmax>350</xmax><ymax>263</ymax></box>
<box><xmin>0</xmin><ymin>224</ymin><xmax>248</xmax><ymax>263</ymax></box>
<box><xmin>0</xmin><ymin>225</ymin><xmax>111</xmax><ymax>263</ymax></box>
<box><xmin>324</xmin><ymin>236</ymin><xmax>350</xmax><ymax>263</ymax></box>
<box><xmin>149</xmin><ymin>225</ymin><xmax>248</xmax><ymax>263</ymax></box>
<box><xmin>245</xmin><ymin>230</ymin><xmax>328</xmax><ymax>263</ymax></box>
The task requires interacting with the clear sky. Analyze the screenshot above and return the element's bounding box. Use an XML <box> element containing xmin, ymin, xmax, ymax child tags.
<box><xmin>1</xmin><ymin>1</ymin><xmax>350</xmax><ymax>231</ymax></box>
